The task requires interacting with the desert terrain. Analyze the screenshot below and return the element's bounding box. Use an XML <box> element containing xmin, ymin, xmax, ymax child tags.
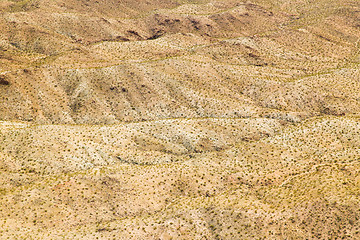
<box><xmin>0</xmin><ymin>0</ymin><xmax>360</xmax><ymax>239</ymax></box>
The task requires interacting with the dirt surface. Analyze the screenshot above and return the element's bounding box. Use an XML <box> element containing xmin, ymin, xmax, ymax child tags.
<box><xmin>0</xmin><ymin>0</ymin><xmax>360</xmax><ymax>239</ymax></box>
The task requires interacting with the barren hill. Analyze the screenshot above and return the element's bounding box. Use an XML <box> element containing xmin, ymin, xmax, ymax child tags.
<box><xmin>0</xmin><ymin>0</ymin><xmax>360</xmax><ymax>239</ymax></box>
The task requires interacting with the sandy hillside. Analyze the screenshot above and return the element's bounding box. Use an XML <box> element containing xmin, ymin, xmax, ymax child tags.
<box><xmin>0</xmin><ymin>0</ymin><xmax>360</xmax><ymax>239</ymax></box>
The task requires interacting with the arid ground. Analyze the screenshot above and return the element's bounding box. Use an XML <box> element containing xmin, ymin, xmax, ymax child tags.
<box><xmin>0</xmin><ymin>0</ymin><xmax>360</xmax><ymax>239</ymax></box>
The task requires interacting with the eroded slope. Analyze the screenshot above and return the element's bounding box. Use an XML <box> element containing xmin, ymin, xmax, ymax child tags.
<box><xmin>0</xmin><ymin>0</ymin><xmax>360</xmax><ymax>239</ymax></box>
